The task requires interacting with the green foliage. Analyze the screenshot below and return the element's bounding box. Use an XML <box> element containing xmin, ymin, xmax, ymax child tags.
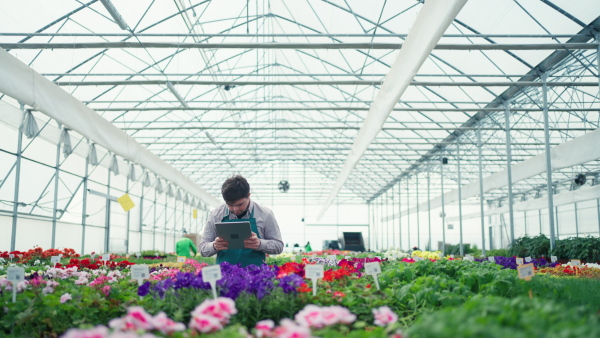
<box><xmin>508</xmin><ymin>234</ymin><xmax>551</xmax><ymax>258</ymax></box>
<box><xmin>406</xmin><ymin>295</ymin><xmax>600</xmax><ymax>338</ymax></box>
<box><xmin>485</xmin><ymin>248</ymin><xmax>510</xmax><ymax>257</ymax></box>
<box><xmin>551</xmin><ymin>236</ymin><xmax>600</xmax><ymax>261</ymax></box>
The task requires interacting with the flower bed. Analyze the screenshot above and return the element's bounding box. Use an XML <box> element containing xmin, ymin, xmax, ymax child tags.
<box><xmin>1</xmin><ymin>248</ymin><xmax>600</xmax><ymax>337</ymax></box>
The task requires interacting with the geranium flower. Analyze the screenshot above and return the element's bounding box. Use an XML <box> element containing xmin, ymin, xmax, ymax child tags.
<box><xmin>273</xmin><ymin>318</ymin><xmax>312</xmax><ymax>338</ymax></box>
<box><xmin>109</xmin><ymin>306</ymin><xmax>154</xmax><ymax>331</ymax></box>
<box><xmin>152</xmin><ymin>311</ymin><xmax>185</xmax><ymax>334</ymax></box>
<box><xmin>191</xmin><ymin>297</ymin><xmax>237</xmax><ymax>324</ymax></box>
<box><xmin>255</xmin><ymin>319</ymin><xmax>275</xmax><ymax>338</ymax></box>
<box><xmin>372</xmin><ymin>306</ymin><xmax>398</xmax><ymax>326</ymax></box>
<box><xmin>189</xmin><ymin>314</ymin><xmax>223</xmax><ymax>333</ymax></box>
<box><xmin>295</xmin><ymin>304</ymin><xmax>325</xmax><ymax>328</ymax></box>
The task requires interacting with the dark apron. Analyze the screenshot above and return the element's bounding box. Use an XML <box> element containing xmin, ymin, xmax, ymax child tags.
<box><xmin>216</xmin><ymin>207</ymin><xmax>265</xmax><ymax>267</ymax></box>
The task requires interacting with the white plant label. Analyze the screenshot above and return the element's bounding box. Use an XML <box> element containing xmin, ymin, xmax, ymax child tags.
<box><xmin>131</xmin><ymin>264</ymin><xmax>150</xmax><ymax>280</ymax></box>
<box><xmin>551</xmin><ymin>256</ymin><xmax>557</xmax><ymax>263</ymax></box>
<box><xmin>202</xmin><ymin>265</ymin><xmax>223</xmax><ymax>283</ymax></box>
<box><xmin>202</xmin><ymin>265</ymin><xmax>223</xmax><ymax>299</ymax></box>
<box><xmin>7</xmin><ymin>267</ymin><xmax>25</xmax><ymax>303</ymax></box>
<box><xmin>9</xmin><ymin>254</ymin><xmax>14</xmax><ymax>260</ymax></box>
<box><xmin>305</xmin><ymin>264</ymin><xmax>324</xmax><ymax>296</ymax></box>
<box><xmin>177</xmin><ymin>256</ymin><xmax>186</xmax><ymax>263</ymax></box>
<box><xmin>7</xmin><ymin>267</ymin><xmax>25</xmax><ymax>282</ymax></box>
<box><xmin>305</xmin><ymin>264</ymin><xmax>324</xmax><ymax>279</ymax></box>
<box><xmin>365</xmin><ymin>262</ymin><xmax>382</xmax><ymax>275</ymax></box>
<box><xmin>525</xmin><ymin>257</ymin><xmax>532</xmax><ymax>263</ymax></box>
<box><xmin>365</xmin><ymin>262</ymin><xmax>382</xmax><ymax>290</ymax></box>
<box><xmin>345</xmin><ymin>256</ymin><xmax>352</xmax><ymax>260</ymax></box>
<box><xmin>290</xmin><ymin>255</ymin><xmax>296</xmax><ymax>261</ymax></box>
<box><xmin>126</xmin><ymin>254</ymin><xmax>130</xmax><ymax>259</ymax></box>
<box><xmin>51</xmin><ymin>256</ymin><xmax>60</xmax><ymax>266</ymax></box>
<box><xmin>516</xmin><ymin>258</ymin><xmax>524</xmax><ymax>265</ymax></box>
<box><xmin>58</xmin><ymin>254</ymin><xmax>63</xmax><ymax>258</ymax></box>
<box><xmin>517</xmin><ymin>263</ymin><xmax>535</xmax><ymax>280</ymax></box>
<box><xmin>571</xmin><ymin>259</ymin><xmax>581</xmax><ymax>266</ymax></box>
<box><xmin>91</xmin><ymin>254</ymin><xmax>96</xmax><ymax>259</ymax></box>
<box><xmin>488</xmin><ymin>256</ymin><xmax>495</xmax><ymax>263</ymax></box>
<box><xmin>327</xmin><ymin>255</ymin><xmax>337</xmax><ymax>262</ymax></box>
<box><xmin>102</xmin><ymin>254</ymin><xmax>110</xmax><ymax>261</ymax></box>
<box><xmin>450</xmin><ymin>255</ymin><xmax>454</xmax><ymax>258</ymax></box>
<box><xmin>136</xmin><ymin>253</ymin><xmax>141</xmax><ymax>258</ymax></box>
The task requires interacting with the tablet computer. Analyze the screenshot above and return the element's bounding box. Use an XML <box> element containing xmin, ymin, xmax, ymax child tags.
<box><xmin>215</xmin><ymin>221</ymin><xmax>252</xmax><ymax>250</ymax></box>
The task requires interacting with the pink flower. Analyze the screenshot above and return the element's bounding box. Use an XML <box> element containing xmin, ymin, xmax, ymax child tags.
<box><xmin>372</xmin><ymin>306</ymin><xmax>398</xmax><ymax>326</ymax></box>
<box><xmin>17</xmin><ymin>281</ymin><xmax>29</xmax><ymax>292</ymax></box>
<box><xmin>109</xmin><ymin>306</ymin><xmax>154</xmax><ymax>331</ymax></box>
<box><xmin>101</xmin><ymin>285</ymin><xmax>111</xmax><ymax>297</ymax></box>
<box><xmin>189</xmin><ymin>314</ymin><xmax>223</xmax><ymax>333</ymax></box>
<box><xmin>42</xmin><ymin>286</ymin><xmax>54</xmax><ymax>294</ymax></box>
<box><xmin>295</xmin><ymin>305</ymin><xmax>324</xmax><ymax>328</ymax></box>
<box><xmin>61</xmin><ymin>325</ymin><xmax>109</xmax><ymax>338</ymax></box>
<box><xmin>60</xmin><ymin>293</ymin><xmax>72</xmax><ymax>303</ymax></box>
<box><xmin>191</xmin><ymin>297</ymin><xmax>237</xmax><ymax>324</ymax></box>
<box><xmin>75</xmin><ymin>276</ymin><xmax>89</xmax><ymax>285</ymax></box>
<box><xmin>152</xmin><ymin>312</ymin><xmax>186</xmax><ymax>334</ymax></box>
<box><xmin>272</xmin><ymin>319</ymin><xmax>312</xmax><ymax>338</ymax></box>
<box><xmin>255</xmin><ymin>319</ymin><xmax>275</xmax><ymax>337</ymax></box>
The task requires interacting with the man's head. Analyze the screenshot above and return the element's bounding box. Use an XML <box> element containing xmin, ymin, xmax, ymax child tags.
<box><xmin>222</xmin><ymin>175</ymin><xmax>251</xmax><ymax>216</ymax></box>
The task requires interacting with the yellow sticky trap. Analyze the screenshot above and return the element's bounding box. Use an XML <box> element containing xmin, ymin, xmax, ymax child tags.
<box><xmin>193</xmin><ymin>209</ymin><xmax>198</xmax><ymax>219</ymax></box>
<box><xmin>118</xmin><ymin>193</ymin><xmax>135</xmax><ymax>212</ymax></box>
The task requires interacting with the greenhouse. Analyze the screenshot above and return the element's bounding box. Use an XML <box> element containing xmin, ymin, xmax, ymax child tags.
<box><xmin>1</xmin><ymin>0</ymin><xmax>600</xmax><ymax>337</ymax></box>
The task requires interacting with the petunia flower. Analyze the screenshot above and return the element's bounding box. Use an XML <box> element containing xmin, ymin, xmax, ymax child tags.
<box><xmin>60</xmin><ymin>293</ymin><xmax>72</xmax><ymax>303</ymax></box>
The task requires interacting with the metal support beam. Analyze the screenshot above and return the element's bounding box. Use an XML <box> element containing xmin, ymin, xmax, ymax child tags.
<box><xmin>504</xmin><ymin>101</ymin><xmax>515</xmax><ymax>245</ymax></box>
<box><xmin>542</xmin><ymin>73</ymin><xmax>557</xmax><ymax>250</ymax></box>
<box><xmin>88</xmin><ymin>106</ymin><xmax>599</xmax><ymax>112</ymax></box>
<box><xmin>427</xmin><ymin>172</ymin><xmax>432</xmax><ymax>251</ymax></box>
<box><xmin>574</xmin><ymin>202</ymin><xmax>579</xmax><ymax>237</ymax></box>
<box><xmin>406</xmin><ymin>183</ymin><xmax>410</xmax><ymax>249</ymax></box>
<box><xmin>457</xmin><ymin>140</ymin><xmax>464</xmax><ymax>256</ymax></box>
<box><xmin>10</xmin><ymin>103</ymin><xmax>24</xmax><ymax>251</ymax></box>
<box><xmin>477</xmin><ymin>120</ymin><xmax>486</xmax><ymax>256</ymax></box>
<box><xmin>398</xmin><ymin>182</ymin><xmax>402</xmax><ymax>250</ymax></box>
<box><xmin>53</xmin><ymin>79</ymin><xmax>598</xmax><ymax>87</ymax></box>
<box><xmin>2</xmin><ymin>41</ymin><xmax>594</xmax><ymax>50</ymax></box>
<box><xmin>51</xmin><ymin>125</ymin><xmax>62</xmax><ymax>248</ymax></box>
<box><xmin>140</xmin><ymin>182</ymin><xmax>144</xmax><ymax>252</ymax></box>
<box><xmin>81</xmin><ymin>145</ymin><xmax>89</xmax><ymax>255</ymax></box>
<box><xmin>440</xmin><ymin>158</ymin><xmax>447</xmax><ymax>255</ymax></box>
<box><xmin>416</xmin><ymin>175</ymin><xmax>421</xmax><ymax>249</ymax></box>
<box><xmin>125</xmin><ymin>175</ymin><xmax>130</xmax><ymax>253</ymax></box>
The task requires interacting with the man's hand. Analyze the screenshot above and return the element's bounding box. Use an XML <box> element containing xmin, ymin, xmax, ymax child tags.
<box><xmin>244</xmin><ymin>232</ymin><xmax>261</xmax><ymax>250</ymax></box>
<box><xmin>213</xmin><ymin>237</ymin><xmax>229</xmax><ymax>251</ymax></box>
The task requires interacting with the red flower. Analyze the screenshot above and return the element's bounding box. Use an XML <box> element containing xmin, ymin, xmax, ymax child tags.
<box><xmin>297</xmin><ymin>283</ymin><xmax>312</xmax><ymax>293</ymax></box>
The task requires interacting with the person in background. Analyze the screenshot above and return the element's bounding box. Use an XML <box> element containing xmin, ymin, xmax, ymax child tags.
<box><xmin>175</xmin><ymin>237</ymin><xmax>197</xmax><ymax>257</ymax></box>
<box><xmin>199</xmin><ymin>175</ymin><xmax>284</xmax><ymax>266</ymax></box>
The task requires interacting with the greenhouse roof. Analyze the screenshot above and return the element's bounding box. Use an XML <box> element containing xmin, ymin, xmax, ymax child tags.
<box><xmin>1</xmin><ymin>0</ymin><xmax>599</xmax><ymax>211</ymax></box>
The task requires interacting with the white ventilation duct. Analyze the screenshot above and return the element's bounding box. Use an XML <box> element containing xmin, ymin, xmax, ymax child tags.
<box><xmin>317</xmin><ymin>0</ymin><xmax>468</xmax><ymax>220</ymax></box>
<box><xmin>0</xmin><ymin>49</ymin><xmax>222</xmax><ymax>208</ymax></box>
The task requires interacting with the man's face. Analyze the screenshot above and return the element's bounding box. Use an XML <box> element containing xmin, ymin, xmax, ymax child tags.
<box><xmin>226</xmin><ymin>195</ymin><xmax>250</xmax><ymax>217</ymax></box>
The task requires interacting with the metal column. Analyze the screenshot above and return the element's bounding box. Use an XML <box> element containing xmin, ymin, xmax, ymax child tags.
<box><xmin>504</xmin><ymin>101</ymin><xmax>515</xmax><ymax>245</ymax></box>
<box><xmin>477</xmin><ymin>120</ymin><xmax>486</xmax><ymax>256</ymax></box>
<box><xmin>367</xmin><ymin>202</ymin><xmax>371</xmax><ymax>250</ymax></box>
<box><xmin>457</xmin><ymin>140</ymin><xmax>464</xmax><ymax>256</ymax></box>
<box><xmin>416</xmin><ymin>175</ymin><xmax>420</xmax><ymax>249</ymax></box>
<box><xmin>597</xmin><ymin>199</ymin><xmax>600</xmax><ymax>236</ymax></box>
<box><xmin>81</xmin><ymin>144</ymin><xmax>89</xmax><ymax>255</ymax></box>
<box><xmin>385</xmin><ymin>192</ymin><xmax>389</xmax><ymax>250</ymax></box>
<box><xmin>541</xmin><ymin>73</ymin><xmax>557</xmax><ymax>249</ymax></box>
<box><xmin>153</xmin><ymin>186</ymin><xmax>157</xmax><ymax>251</ymax></box>
<box><xmin>164</xmin><ymin>194</ymin><xmax>168</xmax><ymax>252</ymax></box>
<box><xmin>105</xmin><ymin>169</ymin><xmax>112</xmax><ymax>253</ymax></box>
<box><xmin>524</xmin><ymin>211</ymin><xmax>527</xmax><ymax>235</ymax></box>
<box><xmin>427</xmin><ymin>172</ymin><xmax>432</xmax><ymax>251</ymax></box>
<box><xmin>398</xmin><ymin>183</ymin><xmax>402</xmax><ymax>250</ymax></box>
<box><xmin>440</xmin><ymin>158</ymin><xmax>447</xmax><ymax>255</ymax></box>
<box><xmin>391</xmin><ymin>185</ymin><xmax>395</xmax><ymax>248</ymax></box>
<box><xmin>574</xmin><ymin>202</ymin><xmax>579</xmax><ymax>237</ymax></box>
<box><xmin>139</xmin><ymin>181</ymin><xmax>144</xmax><ymax>252</ymax></box>
<box><xmin>51</xmin><ymin>125</ymin><xmax>62</xmax><ymax>248</ymax></box>
<box><xmin>406</xmin><ymin>183</ymin><xmax>410</xmax><ymax>249</ymax></box>
<box><xmin>125</xmin><ymin>175</ymin><xmax>130</xmax><ymax>253</ymax></box>
<box><xmin>10</xmin><ymin>103</ymin><xmax>25</xmax><ymax>251</ymax></box>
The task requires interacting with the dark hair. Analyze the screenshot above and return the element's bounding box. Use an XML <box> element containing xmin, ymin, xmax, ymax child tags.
<box><xmin>221</xmin><ymin>175</ymin><xmax>250</xmax><ymax>204</ymax></box>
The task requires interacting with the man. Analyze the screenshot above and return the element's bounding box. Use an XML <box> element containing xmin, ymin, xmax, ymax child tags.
<box><xmin>200</xmin><ymin>175</ymin><xmax>283</xmax><ymax>266</ymax></box>
<box><xmin>175</xmin><ymin>237</ymin><xmax>197</xmax><ymax>257</ymax></box>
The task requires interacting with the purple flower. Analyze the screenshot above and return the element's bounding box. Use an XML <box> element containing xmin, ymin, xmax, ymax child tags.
<box><xmin>138</xmin><ymin>281</ymin><xmax>151</xmax><ymax>297</ymax></box>
<box><xmin>152</xmin><ymin>278</ymin><xmax>174</xmax><ymax>299</ymax></box>
<box><xmin>279</xmin><ymin>273</ymin><xmax>304</xmax><ymax>294</ymax></box>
